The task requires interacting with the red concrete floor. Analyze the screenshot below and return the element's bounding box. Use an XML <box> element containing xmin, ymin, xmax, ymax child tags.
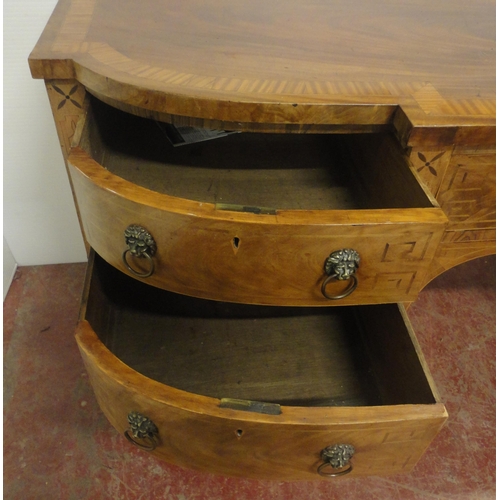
<box><xmin>4</xmin><ymin>256</ymin><xmax>495</xmax><ymax>499</ymax></box>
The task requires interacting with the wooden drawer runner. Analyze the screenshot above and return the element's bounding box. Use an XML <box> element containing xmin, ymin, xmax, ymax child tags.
<box><xmin>76</xmin><ymin>252</ymin><xmax>447</xmax><ymax>480</ymax></box>
<box><xmin>68</xmin><ymin>96</ymin><xmax>447</xmax><ymax>306</ymax></box>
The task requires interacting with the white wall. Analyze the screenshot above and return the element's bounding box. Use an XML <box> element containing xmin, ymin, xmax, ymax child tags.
<box><xmin>4</xmin><ymin>0</ymin><xmax>87</xmax><ymax>266</ymax></box>
<box><xmin>3</xmin><ymin>238</ymin><xmax>17</xmax><ymax>300</ymax></box>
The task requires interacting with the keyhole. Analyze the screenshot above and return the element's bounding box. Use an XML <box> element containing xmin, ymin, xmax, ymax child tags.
<box><xmin>232</xmin><ymin>237</ymin><xmax>240</xmax><ymax>254</ymax></box>
<box><xmin>235</xmin><ymin>429</ymin><xmax>244</xmax><ymax>438</ymax></box>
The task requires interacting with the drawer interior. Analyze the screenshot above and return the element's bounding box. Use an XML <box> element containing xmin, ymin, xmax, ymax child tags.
<box><xmin>85</xmin><ymin>253</ymin><xmax>437</xmax><ymax>408</ymax></box>
<box><xmin>79</xmin><ymin>96</ymin><xmax>434</xmax><ymax>211</ymax></box>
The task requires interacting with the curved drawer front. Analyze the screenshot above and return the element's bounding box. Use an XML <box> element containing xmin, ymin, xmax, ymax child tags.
<box><xmin>76</xmin><ymin>254</ymin><xmax>447</xmax><ymax>480</ymax></box>
<box><xmin>69</xmin><ymin>154</ymin><xmax>446</xmax><ymax>306</ymax></box>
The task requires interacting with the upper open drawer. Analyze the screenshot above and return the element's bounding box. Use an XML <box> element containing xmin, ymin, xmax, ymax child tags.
<box><xmin>68</xmin><ymin>96</ymin><xmax>447</xmax><ymax>306</ymax></box>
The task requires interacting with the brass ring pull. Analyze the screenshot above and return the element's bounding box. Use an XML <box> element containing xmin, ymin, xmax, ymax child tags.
<box><xmin>321</xmin><ymin>249</ymin><xmax>360</xmax><ymax>300</ymax></box>
<box><xmin>318</xmin><ymin>444</ymin><xmax>355</xmax><ymax>477</ymax></box>
<box><xmin>122</xmin><ymin>249</ymin><xmax>155</xmax><ymax>278</ymax></box>
<box><xmin>317</xmin><ymin>461</ymin><xmax>353</xmax><ymax>477</ymax></box>
<box><xmin>321</xmin><ymin>274</ymin><xmax>358</xmax><ymax>300</ymax></box>
<box><xmin>123</xmin><ymin>225</ymin><xmax>157</xmax><ymax>278</ymax></box>
<box><xmin>124</xmin><ymin>411</ymin><xmax>160</xmax><ymax>451</ymax></box>
<box><xmin>124</xmin><ymin>428</ymin><xmax>159</xmax><ymax>451</ymax></box>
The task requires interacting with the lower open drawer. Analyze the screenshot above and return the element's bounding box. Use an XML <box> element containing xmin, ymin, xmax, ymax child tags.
<box><xmin>76</xmin><ymin>252</ymin><xmax>447</xmax><ymax>480</ymax></box>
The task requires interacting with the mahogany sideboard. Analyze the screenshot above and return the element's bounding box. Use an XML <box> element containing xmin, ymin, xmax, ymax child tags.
<box><xmin>29</xmin><ymin>0</ymin><xmax>495</xmax><ymax>480</ymax></box>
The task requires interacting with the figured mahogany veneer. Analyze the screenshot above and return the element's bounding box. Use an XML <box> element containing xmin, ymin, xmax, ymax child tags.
<box><xmin>29</xmin><ymin>0</ymin><xmax>494</xmax><ymax>137</ymax></box>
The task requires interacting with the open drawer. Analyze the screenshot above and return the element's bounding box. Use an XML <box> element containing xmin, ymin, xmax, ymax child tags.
<box><xmin>68</xmin><ymin>95</ymin><xmax>448</xmax><ymax>306</ymax></box>
<box><xmin>76</xmin><ymin>252</ymin><xmax>447</xmax><ymax>480</ymax></box>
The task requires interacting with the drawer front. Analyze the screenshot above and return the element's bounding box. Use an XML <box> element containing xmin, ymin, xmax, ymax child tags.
<box><xmin>69</xmin><ymin>155</ymin><xmax>447</xmax><ymax>306</ymax></box>
<box><xmin>76</xmin><ymin>320</ymin><xmax>446</xmax><ymax>480</ymax></box>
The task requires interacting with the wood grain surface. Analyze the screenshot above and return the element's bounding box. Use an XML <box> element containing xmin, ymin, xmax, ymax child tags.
<box><xmin>29</xmin><ymin>0</ymin><xmax>495</xmax><ymax>143</ymax></box>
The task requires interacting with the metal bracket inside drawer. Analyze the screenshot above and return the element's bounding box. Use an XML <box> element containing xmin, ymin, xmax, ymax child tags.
<box><xmin>220</xmin><ymin>398</ymin><xmax>282</xmax><ymax>415</ymax></box>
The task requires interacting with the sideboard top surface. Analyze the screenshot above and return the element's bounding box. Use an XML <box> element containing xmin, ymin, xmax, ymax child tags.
<box><xmin>29</xmin><ymin>0</ymin><xmax>495</xmax><ymax>131</ymax></box>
